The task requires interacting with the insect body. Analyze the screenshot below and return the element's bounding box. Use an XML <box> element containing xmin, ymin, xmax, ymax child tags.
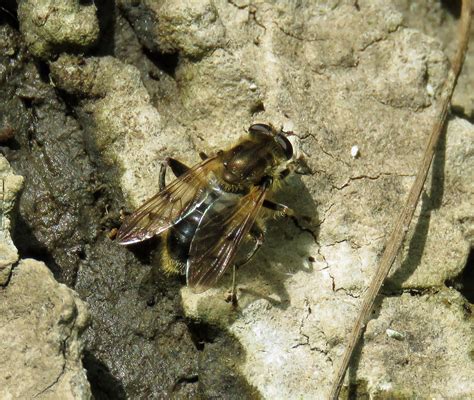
<box><xmin>116</xmin><ymin>124</ymin><xmax>303</xmax><ymax>293</ymax></box>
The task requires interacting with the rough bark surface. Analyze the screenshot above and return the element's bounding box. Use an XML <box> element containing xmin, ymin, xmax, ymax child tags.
<box><xmin>0</xmin><ymin>258</ymin><xmax>92</xmax><ymax>400</ymax></box>
<box><xmin>0</xmin><ymin>154</ymin><xmax>90</xmax><ymax>399</ymax></box>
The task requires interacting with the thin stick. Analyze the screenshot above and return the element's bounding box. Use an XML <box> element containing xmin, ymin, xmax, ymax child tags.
<box><xmin>329</xmin><ymin>1</ymin><xmax>472</xmax><ymax>398</ymax></box>
<box><xmin>0</xmin><ymin>178</ymin><xmax>4</xmax><ymax>231</ymax></box>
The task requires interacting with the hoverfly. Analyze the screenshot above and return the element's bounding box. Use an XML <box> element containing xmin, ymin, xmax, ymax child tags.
<box><xmin>116</xmin><ymin>123</ymin><xmax>306</xmax><ymax>297</ymax></box>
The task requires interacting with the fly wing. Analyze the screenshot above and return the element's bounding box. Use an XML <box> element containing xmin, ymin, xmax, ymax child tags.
<box><xmin>116</xmin><ymin>157</ymin><xmax>219</xmax><ymax>245</ymax></box>
<box><xmin>187</xmin><ymin>185</ymin><xmax>268</xmax><ymax>292</ymax></box>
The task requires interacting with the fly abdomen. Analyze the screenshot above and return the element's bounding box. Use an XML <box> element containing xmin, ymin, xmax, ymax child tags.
<box><xmin>162</xmin><ymin>192</ymin><xmax>217</xmax><ymax>274</ymax></box>
<box><xmin>167</xmin><ymin>211</ymin><xmax>202</xmax><ymax>267</ymax></box>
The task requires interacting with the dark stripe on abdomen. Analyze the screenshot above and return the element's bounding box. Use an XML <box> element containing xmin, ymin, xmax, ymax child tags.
<box><xmin>166</xmin><ymin>192</ymin><xmax>217</xmax><ymax>267</ymax></box>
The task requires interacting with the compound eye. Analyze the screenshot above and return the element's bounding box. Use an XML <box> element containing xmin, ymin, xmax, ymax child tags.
<box><xmin>275</xmin><ymin>133</ymin><xmax>293</xmax><ymax>160</ymax></box>
<box><xmin>249</xmin><ymin>123</ymin><xmax>273</xmax><ymax>136</ymax></box>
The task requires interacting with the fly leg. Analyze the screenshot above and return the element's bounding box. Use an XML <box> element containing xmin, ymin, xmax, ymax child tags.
<box><xmin>124</xmin><ymin>160</ymin><xmax>190</xmax><ymax>225</ymax></box>
<box><xmin>263</xmin><ymin>199</ymin><xmax>312</xmax><ymax>228</ymax></box>
<box><xmin>159</xmin><ymin>153</ymin><xmax>206</xmax><ymax>190</ymax></box>
<box><xmin>159</xmin><ymin>162</ymin><xmax>167</xmax><ymax>191</ymax></box>
<box><xmin>159</xmin><ymin>158</ymin><xmax>191</xmax><ymax>191</ymax></box>
<box><xmin>238</xmin><ymin>224</ymin><xmax>265</xmax><ymax>266</ymax></box>
<box><xmin>262</xmin><ymin>199</ymin><xmax>295</xmax><ymax>217</ymax></box>
<box><xmin>228</xmin><ymin>224</ymin><xmax>265</xmax><ymax>306</ymax></box>
<box><xmin>279</xmin><ymin>158</ymin><xmax>312</xmax><ymax>178</ymax></box>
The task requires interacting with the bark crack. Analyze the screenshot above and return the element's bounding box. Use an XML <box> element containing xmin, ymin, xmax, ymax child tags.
<box><xmin>33</xmin><ymin>313</ymin><xmax>75</xmax><ymax>398</ymax></box>
<box><xmin>33</xmin><ymin>363</ymin><xmax>66</xmax><ymax>398</ymax></box>
<box><xmin>274</xmin><ymin>23</ymin><xmax>325</xmax><ymax>43</ymax></box>
<box><xmin>333</xmin><ymin>172</ymin><xmax>415</xmax><ymax>190</ymax></box>
<box><xmin>292</xmin><ymin>299</ymin><xmax>333</xmax><ymax>363</ymax></box>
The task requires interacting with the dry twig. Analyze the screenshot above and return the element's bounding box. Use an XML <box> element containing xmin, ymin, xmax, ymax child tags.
<box><xmin>330</xmin><ymin>1</ymin><xmax>472</xmax><ymax>398</ymax></box>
